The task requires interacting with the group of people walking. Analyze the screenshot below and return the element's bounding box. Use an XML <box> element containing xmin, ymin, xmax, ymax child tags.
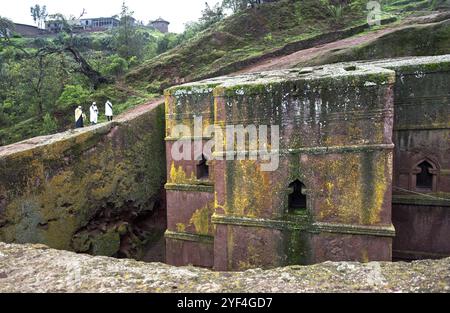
<box><xmin>75</xmin><ymin>100</ymin><xmax>114</xmax><ymax>128</ymax></box>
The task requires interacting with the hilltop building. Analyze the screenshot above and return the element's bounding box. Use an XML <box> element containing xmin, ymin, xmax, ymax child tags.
<box><xmin>45</xmin><ymin>19</ymin><xmax>82</xmax><ymax>33</ymax></box>
<box><xmin>149</xmin><ymin>18</ymin><xmax>170</xmax><ymax>33</ymax></box>
<box><xmin>80</xmin><ymin>17</ymin><xmax>121</xmax><ymax>30</ymax></box>
<box><xmin>45</xmin><ymin>16</ymin><xmax>135</xmax><ymax>33</ymax></box>
<box><xmin>3</xmin><ymin>23</ymin><xmax>46</xmax><ymax>37</ymax></box>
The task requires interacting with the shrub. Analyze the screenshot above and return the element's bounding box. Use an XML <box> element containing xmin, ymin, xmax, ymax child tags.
<box><xmin>57</xmin><ymin>84</ymin><xmax>92</xmax><ymax>109</ymax></box>
<box><xmin>42</xmin><ymin>113</ymin><xmax>58</xmax><ymax>134</ymax></box>
<box><xmin>104</xmin><ymin>55</ymin><xmax>129</xmax><ymax>77</ymax></box>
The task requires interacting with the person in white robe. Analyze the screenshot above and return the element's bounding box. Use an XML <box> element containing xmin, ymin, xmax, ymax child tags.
<box><xmin>75</xmin><ymin>106</ymin><xmax>86</xmax><ymax>128</ymax></box>
<box><xmin>105</xmin><ymin>100</ymin><xmax>113</xmax><ymax>121</ymax></box>
<box><xmin>90</xmin><ymin>102</ymin><xmax>99</xmax><ymax>125</ymax></box>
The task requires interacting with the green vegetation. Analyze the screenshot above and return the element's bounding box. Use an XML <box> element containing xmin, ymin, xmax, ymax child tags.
<box><xmin>383</xmin><ymin>0</ymin><xmax>450</xmax><ymax>12</ymax></box>
<box><xmin>301</xmin><ymin>18</ymin><xmax>450</xmax><ymax>66</ymax></box>
<box><xmin>125</xmin><ymin>0</ymin><xmax>386</xmax><ymax>90</ymax></box>
<box><xmin>0</xmin><ymin>2</ymin><xmax>168</xmax><ymax>146</ymax></box>
<box><xmin>1</xmin><ymin>0</ymin><xmax>448</xmax><ymax>146</ymax></box>
<box><xmin>30</xmin><ymin>4</ymin><xmax>48</xmax><ymax>30</ymax></box>
<box><xmin>126</xmin><ymin>0</ymin><xmax>448</xmax><ymax>91</ymax></box>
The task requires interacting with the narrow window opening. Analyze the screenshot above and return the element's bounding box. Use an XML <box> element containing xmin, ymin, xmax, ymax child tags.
<box><xmin>197</xmin><ymin>155</ymin><xmax>209</xmax><ymax>180</ymax></box>
<box><xmin>416</xmin><ymin>161</ymin><xmax>433</xmax><ymax>190</ymax></box>
<box><xmin>288</xmin><ymin>180</ymin><xmax>307</xmax><ymax>213</ymax></box>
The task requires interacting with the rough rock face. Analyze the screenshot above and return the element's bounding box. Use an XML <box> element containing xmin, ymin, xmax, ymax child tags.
<box><xmin>0</xmin><ymin>100</ymin><xmax>166</xmax><ymax>260</ymax></box>
<box><xmin>362</xmin><ymin>56</ymin><xmax>450</xmax><ymax>261</ymax></box>
<box><xmin>0</xmin><ymin>243</ymin><xmax>449</xmax><ymax>293</ymax></box>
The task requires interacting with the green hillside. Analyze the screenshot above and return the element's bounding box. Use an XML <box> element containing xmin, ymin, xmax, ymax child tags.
<box><xmin>125</xmin><ymin>0</ymin><xmax>446</xmax><ymax>91</ymax></box>
<box><xmin>0</xmin><ymin>19</ymin><xmax>167</xmax><ymax>146</ymax></box>
<box><xmin>1</xmin><ymin>0</ymin><xmax>449</xmax><ymax>146</ymax></box>
<box><xmin>126</xmin><ymin>0</ymin><xmax>375</xmax><ymax>90</ymax></box>
<box><xmin>302</xmin><ymin>17</ymin><xmax>450</xmax><ymax>67</ymax></box>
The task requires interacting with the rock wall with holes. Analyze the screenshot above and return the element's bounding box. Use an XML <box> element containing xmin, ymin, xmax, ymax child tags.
<box><xmin>363</xmin><ymin>56</ymin><xmax>450</xmax><ymax>261</ymax></box>
<box><xmin>0</xmin><ymin>103</ymin><xmax>167</xmax><ymax>261</ymax></box>
<box><xmin>165</xmin><ymin>65</ymin><xmax>397</xmax><ymax>270</ymax></box>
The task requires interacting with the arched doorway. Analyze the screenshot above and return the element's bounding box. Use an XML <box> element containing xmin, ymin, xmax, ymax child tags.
<box><xmin>288</xmin><ymin>180</ymin><xmax>307</xmax><ymax>214</ymax></box>
<box><xmin>412</xmin><ymin>159</ymin><xmax>438</xmax><ymax>192</ymax></box>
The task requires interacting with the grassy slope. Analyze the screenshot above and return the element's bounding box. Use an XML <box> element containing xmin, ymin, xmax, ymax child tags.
<box><xmin>125</xmin><ymin>0</ymin><xmax>450</xmax><ymax>93</ymax></box>
<box><xmin>125</xmin><ymin>0</ymin><xmax>377</xmax><ymax>90</ymax></box>
<box><xmin>301</xmin><ymin>18</ymin><xmax>450</xmax><ymax>67</ymax></box>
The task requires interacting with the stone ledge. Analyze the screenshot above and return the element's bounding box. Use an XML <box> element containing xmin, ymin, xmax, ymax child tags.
<box><xmin>212</xmin><ymin>214</ymin><xmax>396</xmax><ymax>237</ymax></box>
<box><xmin>394</xmin><ymin>249</ymin><xmax>450</xmax><ymax>261</ymax></box>
<box><xmin>212</xmin><ymin>214</ymin><xmax>310</xmax><ymax>231</ymax></box>
<box><xmin>360</xmin><ymin>55</ymin><xmax>450</xmax><ymax>75</ymax></box>
<box><xmin>314</xmin><ymin>222</ymin><xmax>396</xmax><ymax>238</ymax></box>
<box><xmin>0</xmin><ymin>99</ymin><xmax>164</xmax><ymax>159</ymax></box>
<box><xmin>392</xmin><ymin>195</ymin><xmax>450</xmax><ymax>207</ymax></box>
<box><xmin>165</xmin><ymin>183</ymin><xmax>214</xmax><ymax>193</ymax></box>
<box><xmin>212</xmin><ymin>144</ymin><xmax>395</xmax><ymax>158</ymax></box>
<box><xmin>165</xmin><ymin>230</ymin><xmax>214</xmax><ymax>244</ymax></box>
<box><xmin>0</xmin><ymin>100</ymin><xmax>167</xmax><ymax>259</ymax></box>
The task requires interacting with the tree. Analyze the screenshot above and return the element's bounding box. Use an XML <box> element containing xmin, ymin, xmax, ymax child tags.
<box><xmin>57</xmin><ymin>84</ymin><xmax>92</xmax><ymax>109</ymax></box>
<box><xmin>174</xmin><ymin>2</ymin><xmax>225</xmax><ymax>43</ymax></box>
<box><xmin>33</xmin><ymin>12</ymin><xmax>109</xmax><ymax>88</ymax></box>
<box><xmin>0</xmin><ymin>16</ymin><xmax>14</xmax><ymax>38</ymax></box>
<box><xmin>1</xmin><ymin>12</ymin><xmax>108</xmax><ymax>120</ymax></box>
<box><xmin>104</xmin><ymin>55</ymin><xmax>129</xmax><ymax>77</ymax></box>
<box><xmin>0</xmin><ymin>51</ymin><xmax>68</xmax><ymax>120</ymax></box>
<box><xmin>156</xmin><ymin>36</ymin><xmax>170</xmax><ymax>55</ymax></box>
<box><xmin>200</xmin><ymin>2</ymin><xmax>225</xmax><ymax>27</ymax></box>
<box><xmin>30</xmin><ymin>4</ymin><xmax>48</xmax><ymax>29</ymax></box>
<box><xmin>221</xmin><ymin>0</ymin><xmax>271</xmax><ymax>13</ymax></box>
<box><xmin>42</xmin><ymin>113</ymin><xmax>58</xmax><ymax>133</ymax></box>
<box><xmin>221</xmin><ymin>0</ymin><xmax>248</xmax><ymax>13</ymax></box>
<box><xmin>19</xmin><ymin>54</ymin><xmax>67</xmax><ymax>117</ymax></box>
<box><xmin>113</xmin><ymin>2</ymin><xmax>147</xmax><ymax>60</ymax></box>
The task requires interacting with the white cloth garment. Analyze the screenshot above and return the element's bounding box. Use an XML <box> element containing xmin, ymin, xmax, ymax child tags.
<box><xmin>90</xmin><ymin>104</ymin><xmax>98</xmax><ymax>124</ymax></box>
<box><xmin>75</xmin><ymin>107</ymin><xmax>83</xmax><ymax>122</ymax></box>
<box><xmin>105</xmin><ymin>101</ymin><xmax>113</xmax><ymax>117</ymax></box>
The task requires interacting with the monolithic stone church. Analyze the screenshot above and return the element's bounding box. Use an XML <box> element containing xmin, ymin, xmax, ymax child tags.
<box><xmin>164</xmin><ymin>56</ymin><xmax>450</xmax><ymax>270</ymax></box>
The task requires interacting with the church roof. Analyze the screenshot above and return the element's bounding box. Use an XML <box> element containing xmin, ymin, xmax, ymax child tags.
<box><xmin>151</xmin><ymin>17</ymin><xmax>170</xmax><ymax>24</ymax></box>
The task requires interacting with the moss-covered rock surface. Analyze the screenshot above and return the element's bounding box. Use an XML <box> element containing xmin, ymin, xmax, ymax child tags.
<box><xmin>0</xmin><ymin>101</ymin><xmax>166</xmax><ymax>260</ymax></box>
<box><xmin>0</xmin><ymin>242</ymin><xmax>449</xmax><ymax>293</ymax></box>
<box><xmin>302</xmin><ymin>18</ymin><xmax>450</xmax><ymax>67</ymax></box>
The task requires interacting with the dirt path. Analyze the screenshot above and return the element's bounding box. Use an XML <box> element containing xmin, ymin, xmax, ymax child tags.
<box><xmin>237</xmin><ymin>12</ymin><xmax>450</xmax><ymax>74</ymax></box>
<box><xmin>236</xmin><ymin>27</ymin><xmax>399</xmax><ymax>73</ymax></box>
<box><xmin>116</xmin><ymin>96</ymin><xmax>164</xmax><ymax>122</ymax></box>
